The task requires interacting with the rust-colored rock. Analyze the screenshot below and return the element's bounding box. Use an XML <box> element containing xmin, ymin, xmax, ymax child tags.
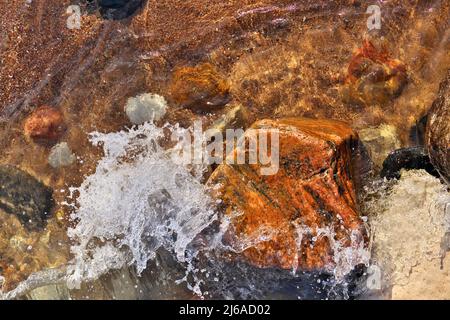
<box><xmin>24</xmin><ymin>106</ymin><xmax>66</xmax><ymax>143</ymax></box>
<box><xmin>168</xmin><ymin>63</ymin><xmax>230</xmax><ymax>113</ymax></box>
<box><xmin>208</xmin><ymin>118</ymin><xmax>367</xmax><ymax>271</ymax></box>
<box><xmin>427</xmin><ymin>69</ymin><xmax>450</xmax><ymax>183</ymax></box>
<box><xmin>342</xmin><ymin>40</ymin><xmax>408</xmax><ymax>106</ymax></box>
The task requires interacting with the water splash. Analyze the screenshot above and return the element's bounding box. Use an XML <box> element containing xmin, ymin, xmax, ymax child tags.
<box><xmin>362</xmin><ymin>170</ymin><xmax>450</xmax><ymax>298</ymax></box>
<box><xmin>65</xmin><ymin>122</ymin><xmax>217</xmax><ymax>289</ymax></box>
<box><xmin>2</xmin><ymin>120</ymin><xmax>371</xmax><ymax>298</ymax></box>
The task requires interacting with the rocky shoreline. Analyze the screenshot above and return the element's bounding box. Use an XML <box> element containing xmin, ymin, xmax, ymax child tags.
<box><xmin>0</xmin><ymin>0</ymin><xmax>449</xmax><ymax>299</ymax></box>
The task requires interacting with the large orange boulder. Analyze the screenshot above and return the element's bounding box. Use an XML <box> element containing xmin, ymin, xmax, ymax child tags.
<box><xmin>208</xmin><ymin>118</ymin><xmax>368</xmax><ymax>272</ymax></box>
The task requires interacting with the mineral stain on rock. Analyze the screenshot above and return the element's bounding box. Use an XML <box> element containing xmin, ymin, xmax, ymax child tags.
<box><xmin>0</xmin><ymin>166</ymin><xmax>54</xmax><ymax>231</ymax></box>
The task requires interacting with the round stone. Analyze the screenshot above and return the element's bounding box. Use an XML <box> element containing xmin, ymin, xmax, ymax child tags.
<box><xmin>48</xmin><ymin>142</ymin><xmax>76</xmax><ymax>168</ymax></box>
<box><xmin>125</xmin><ymin>93</ymin><xmax>168</xmax><ymax>125</ymax></box>
<box><xmin>24</xmin><ymin>105</ymin><xmax>66</xmax><ymax>143</ymax></box>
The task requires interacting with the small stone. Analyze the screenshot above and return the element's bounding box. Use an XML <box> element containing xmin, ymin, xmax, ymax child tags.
<box><xmin>426</xmin><ymin>69</ymin><xmax>450</xmax><ymax>184</ymax></box>
<box><xmin>24</xmin><ymin>105</ymin><xmax>66</xmax><ymax>143</ymax></box>
<box><xmin>0</xmin><ymin>165</ymin><xmax>54</xmax><ymax>231</ymax></box>
<box><xmin>359</xmin><ymin>124</ymin><xmax>401</xmax><ymax>170</ymax></box>
<box><xmin>48</xmin><ymin>142</ymin><xmax>76</xmax><ymax>168</ymax></box>
<box><xmin>0</xmin><ymin>32</ymin><xmax>9</xmax><ymax>51</ymax></box>
<box><xmin>341</xmin><ymin>40</ymin><xmax>408</xmax><ymax>106</ymax></box>
<box><xmin>168</xmin><ymin>63</ymin><xmax>231</xmax><ymax>113</ymax></box>
<box><xmin>125</xmin><ymin>93</ymin><xmax>168</xmax><ymax>125</ymax></box>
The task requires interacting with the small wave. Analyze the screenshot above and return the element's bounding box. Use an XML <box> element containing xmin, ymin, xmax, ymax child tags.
<box><xmin>65</xmin><ymin>122</ymin><xmax>217</xmax><ymax>289</ymax></box>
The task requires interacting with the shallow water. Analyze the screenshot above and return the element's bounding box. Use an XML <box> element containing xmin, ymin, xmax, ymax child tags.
<box><xmin>0</xmin><ymin>0</ymin><xmax>449</xmax><ymax>299</ymax></box>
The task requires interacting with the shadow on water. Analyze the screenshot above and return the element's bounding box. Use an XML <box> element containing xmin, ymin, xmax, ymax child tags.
<box><xmin>72</xmin><ymin>249</ymin><xmax>368</xmax><ymax>300</ymax></box>
<box><xmin>196</xmin><ymin>259</ymin><xmax>368</xmax><ymax>300</ymax></box>
<box><xmin>79</xmin><ymin>0</ymin><xmax>147</xmax><ymax>20</ymax></box>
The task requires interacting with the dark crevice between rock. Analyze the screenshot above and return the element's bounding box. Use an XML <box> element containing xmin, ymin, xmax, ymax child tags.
<box><xmin>0</xmin><ymin>165</ymin><xmax>54</xmax><ymax>231</ymax></box>
<box><xmin>380</xmin><ymin>146</ymin><xmax>439</xmax><ymax>180</ymax></box>
<box><xmin>409</xmin><ymin>114</ymin><xmax>428</xmax><ymax>146</ymax></box>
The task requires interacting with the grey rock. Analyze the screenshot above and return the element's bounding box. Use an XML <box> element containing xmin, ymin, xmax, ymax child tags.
<box><xmin>81</xmin><ymin>1</ymin><xmax>145</xmax><ymax>20</ymax></box>
<box><xmin>0</xmin><ymin>166</ymin><xmax>54</xmax><ymax>231</ymax></box>
<box><xmin>380</xmin><ymin>146</ymin><xmax>439</xmax><ymax>180</ymax></box>
<box><xmin>48</xmin><ymin>142</ymin><xmax>76</xmax><ymax>168</ymax></box>
<box><xmin>359</xmin><ymin>124</ymin><xmax>401</xmax><ymax>170</ymax></box>
<box><xmin>98</xmin><ymin>0</ymin><xmax>145</xmax><ymax>20</ymax></box>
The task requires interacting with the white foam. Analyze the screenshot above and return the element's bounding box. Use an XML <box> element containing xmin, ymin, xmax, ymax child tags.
<box><xmin>65</xmin><ymin>122</ymin><xmax>217</xmax><ymax>289</ymax></box>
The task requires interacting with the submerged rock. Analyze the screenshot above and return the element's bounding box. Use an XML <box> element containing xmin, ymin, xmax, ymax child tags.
<box><xmin>83</xmin><ymin>0</ymin><xmax>146</xmax><ymax>20</ymax></box>
<box><xmin>380</xmin><ymin>146</ymin><xmax>438</xmax><ymax>180</ymax></box>
<box><xmin>209</xmin><ymin>104</ymin><xmax>250</xmax><ymax>134</ymax></box>
<box><xmin>359</xmin><ymin>124</ymin><xmax>401</xmax><ymax>170</ymax></box>
<box><xmin>169</xmin><ymin>63</ymin><xmax>230</xmax><ymax>113</ymax></box>
<box><xmin>125</xmin><ymin>93</ymin><xmax>168</xmax><ymax>125</ymax></box>
<box><xmin>24</xmin><ymin>106</ymin><xmax>66</xmax><ymax>144</ymax></box>
<box><xmin>208</xmin><ymin>118</ymin><xmax>368</xmax><ymax>274</ymax></box>
<box><xmin>341</xmin><ymin>40</ymin><xmax>408</xmax><ymax>107</ymax></box>
<box><xmin>48</xmin><ymin>142</ymin><xmax>76</xmax><ymax>169</ymax></box>
<box><xmin>426</xmin><ymin>70</ymin><xmax>450</xmax><ymax>184</ymax></box>
<box><xmin>0</xmin><ymin>166</ymin><xmax>54</xmax><ymax>231</ymax></box>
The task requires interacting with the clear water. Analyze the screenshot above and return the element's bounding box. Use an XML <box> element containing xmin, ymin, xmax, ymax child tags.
<box><xmin>0</xmin><ymin>0</ymin><xmax>449</xmax><ymax>300</ymax></box>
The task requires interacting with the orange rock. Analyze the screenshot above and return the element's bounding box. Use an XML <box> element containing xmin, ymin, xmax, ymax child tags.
<box><xmin>24</xmin><ymin>106</ymin><xmax>66</xmax><ymax>143</ymax></box>
<box><xmin>208</xmin><ymin>118</ymin><xmax>367</xmax><ymax>271</ymax></box>
<box><xmin>342</xmin><ymin>40</ymin><xmax>407</xmax><ymax>106</ymax></box>
<box><xmin>168</xmin><ymin>63</ymin><xmax>230</xmax><ymax>113</ymax></box>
